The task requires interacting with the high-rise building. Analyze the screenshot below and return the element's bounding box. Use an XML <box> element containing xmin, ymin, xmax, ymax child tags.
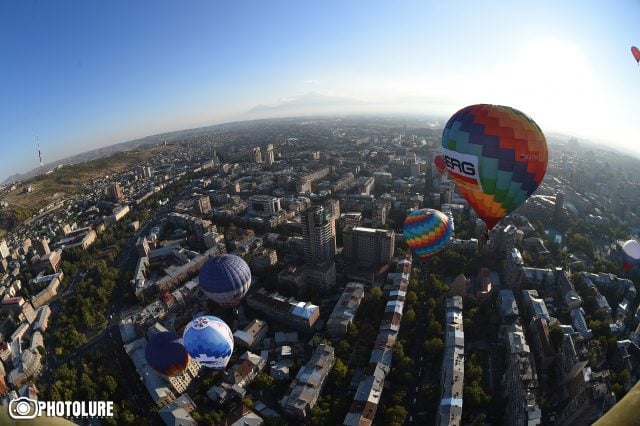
<box><xmin>302</xmin><ymin>206</ymin><xmax>336</xmax><ymax>290</ymax></box>
<box><xmin>108</xmin><ymin>182</ymin><xmax>124</xmax><ymax>202</ymax></box>
<box><xmin>301</xmin><ymin>206</ymin><xmax>336</xmax><ymax>264</ymax></box>
<box><xmin>342</xmin><ymin>226</ymin><xmax>395</xmax><ymax>264</ymax></box>
<box><xmin>554</xmin><ymin>191</ymin><xmax>565</xmax><ymax>221</ymax></box>
<box><xmin>196</xmin><ymin>195</ymin><xmax>212</xmax><ymax>215</ymax></box>
<box><xmin>252</xmin><ymin>147</ymin><xmax>263</xmax><ymax>164</ymax></box>
<box><xmin>325</xmin><ymin>199</ymin><xmax>340</xmax><ymax>237</ymax></box>
<box><xmin>0</xmin><ymin>240</ymin><xmax>10</xmax><ymax>259</ymax></box>
<box><xmin>372</xmin><ymin>201</ymin><xmax>391</xmax><ymax>227</ymax></box>
<box><xmin>266</xmin><ymin>144</ymin><xmax>275</xmax><ymax>165</ymax></box>
<box><xmin>326</xmin><ymin>199</ymin><xmax>340</xmax><ymax>222</ymax></box>
<box><xmin>441</xmin><ymin>181</ymin><xmax>455</xmax><ymax>205</ymax></box>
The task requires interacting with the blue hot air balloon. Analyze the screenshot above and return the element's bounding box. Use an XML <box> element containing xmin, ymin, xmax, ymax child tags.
<box><xmin>199</xmin><ymin>254</ymin><xmax>252</xmax><ymax>307</ymax></box>
<box><xmin>145</xmin><ymin>332</ymin><xmax>190</xmax><ymax>377</ymax></box>
<box><xmin>182</xmin><ymin>316</ymin><xmax>234</xmax><ymax>370</ymax></box>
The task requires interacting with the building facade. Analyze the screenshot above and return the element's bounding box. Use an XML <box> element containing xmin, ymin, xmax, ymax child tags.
<box><xmin>196</xmin><ymin>195</ymin><xmax>212</xmax><ymax>215</ymax></box>
<box><xmin>342</xmin><ymin>226</ymin><xmax>395</xmax><ymax>265</ymax></box>
<box><xmin>248</xmin><ymin>195</ymin><xmax>281</xmax><ymax>217</ymax></box>
<box><xmin>301</xmin><ymin>206</ymin><xmax>336</xmax><ymax>264</ymax></box>
<box><xmin>109</xmin><ymin>182</ymin><xmax>125</xmax><ymax>202</ymax></box>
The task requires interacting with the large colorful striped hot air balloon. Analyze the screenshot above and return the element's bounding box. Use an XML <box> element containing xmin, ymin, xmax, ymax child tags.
<box><xmin>144</xmin><ymin>332</ymin><xmax>190</xmax><ymax>377</ymax></box>
<box><xmin>434</xmin><ymin>154</ymin><xmax>447</xmax><ymax>175</ymax></box>
<box><xmin>182</xmin><ymin>316</ymin><xmax>234</xmax><ymax>370</ymax></box>
<box><xmin>403</xmin><ymin>208</ymin><xmax>453</xmax><ymax>261</ymax></box>
<box><xmin>441</xmin><ymin>104</ymin><xmax>548</xmax><ymax>230</ymax></box>
<box><xmin>199</xmin><ymin>254</ymin><xmax>252</xmax><ymax>307</ymax></box>
<box><xmin>622</xmin><ymin>240</ymin><xmax>640</xmax><ymax>270</ymax></box>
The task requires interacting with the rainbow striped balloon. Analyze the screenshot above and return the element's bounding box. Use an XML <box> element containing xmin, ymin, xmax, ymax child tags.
<box><xmin>441</xmin><ymin>104</ymin><xmax>548</xmax><ymax>230</ymax></box>
<box><xmin>403</xmin><ymin>209</ymin><xmax>453</xmax><ymax>261</ymax></box>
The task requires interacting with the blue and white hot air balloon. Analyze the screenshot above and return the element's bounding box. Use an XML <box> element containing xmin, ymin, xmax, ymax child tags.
<box><xmin>199</xmin><ymin>254</ymin><xmax>252</xmax><ymax>307</ymax></box>
<box><xmin>622</xmin><ymin>240</ymin><xmax>640</xmax><ymax>271</ymax></box>
<box><xmin>182</xmin><ymin>316</ymin><xmax>234</xmax><ymax>370</ymax></box>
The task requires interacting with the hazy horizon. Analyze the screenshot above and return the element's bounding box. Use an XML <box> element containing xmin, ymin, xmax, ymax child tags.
<box><xmin>2</xmin><ymin>0</ymin><xmax>639</xmax><ymax>181</ymax></box>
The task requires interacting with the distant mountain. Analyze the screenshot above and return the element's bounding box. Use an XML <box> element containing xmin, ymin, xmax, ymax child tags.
<box><xmin>246</xmin><ymin>92</ymin><xmax>367</xmax><ymax>118</ymax></box>
<box><xmin>2</xmin><ymin>173</ymin><xmax>23</xmax><ymax>185</ymax></box>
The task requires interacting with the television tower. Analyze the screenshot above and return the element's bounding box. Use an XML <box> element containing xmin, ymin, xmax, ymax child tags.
<box><xmin>37</xmin><ymin>137</ymin><xmax>44</xmax><ymax>176</ymax></box>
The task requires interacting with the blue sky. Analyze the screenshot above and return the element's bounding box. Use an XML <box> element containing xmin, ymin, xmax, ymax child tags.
<box><xmin>1</xmin><ymin>0</ymin><xmax>639</xmax><ymax>181</ymax></box>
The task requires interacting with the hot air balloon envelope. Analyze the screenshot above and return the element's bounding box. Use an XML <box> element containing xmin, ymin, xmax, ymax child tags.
<box><xmin>199</xmin><ymin>254</ymin><xmax>252</xmax><ymax>307</ymax></box>
<box><xmin>441</xmin><ymin>104</ymin><xmax>548</xmax><ymax>230</ymax></box>
<box><xmin>434</xmin><ymin>154</ymin><xmax>447</xmax><ymax>175</ymax></box>
<box><xmin>622</xmin><ymin>240</ymin><xmax>640</xmax><ymax>270</ymax></box>
<box><xmin>183</xmin><ymin>316</ymin><xmax>234</xmax><ymax>370</ymax></box>
<box><xmin>403</xmin><ymin>209</ymin><xmax>453</xmax><ymax>261</ymax></box>
<box><xmin>145</xmin><ymin>332</ymin><xmax>189</xmax><ymax>377</ymax></box>
<box><xmin>632</xmin><ymin>46</ymin><xmax>640</xmax><ymax>64</ymax></box>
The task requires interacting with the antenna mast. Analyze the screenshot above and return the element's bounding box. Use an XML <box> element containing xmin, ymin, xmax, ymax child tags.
<box><xmin>38</xmin><ymin>137</ymin><xmax>44</xmax><ymax>176</ymax></box>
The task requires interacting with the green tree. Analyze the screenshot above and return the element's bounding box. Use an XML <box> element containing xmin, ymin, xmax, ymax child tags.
<box><xmin>406</xmin><ymin>290</ymin><xmax>418</xmax><ymax>306</ymax></box>
<box><xmin>103</xmin><ymin>375</ymin><xmax>118</xmax><ymax>395</ymax></box>
<box><xmin>426</xmin><ymin>319</ymin><xmax>443</xmax><ymax>338</ymax></box>
<box><xmin>426</xmin><ymin>297</ymin><xmax>437</xmax><ymax>311</ymax></box>
<box><xmin>392</xmin><ymin>341</ymin><xmax>405</xmax><ymax>360</ymax></box>
<box><xmin>336</xmin><ymin>340</ymin><xmax>351</xmax><ymax>359</ymax></box>
<box><xmin>465</xmin><ymin>381</ymin><xmax>491</xmax><ymax>407</ymax></box>
<box><xmin>242</xmin><ymin>397</ymin><xmax>255</xmax><ymax>410</ymax></box>
<box><xmin>119</xmin><ymin>410</ymin><xmax>136</xmax><ymax>424</ymax></box>
<box><xmin>252</xmin><ymin>372</ymin><xmax>275</xmax><ymax>390</ymax></box>
<box><xmin>384</xmin><ymin>405</ymin><xmax>408</xmax><ymax>426</ymax></box>
<box><xmin>403</xmin><ymin>309</ymin><xmax>416</xmax><ymax>327</ymax></box>
<box><xmin>331</xmin><ymin>357</ymin><xmax>349</xmax><ymax>382</ymax></box>
<box><xmin>421</xmin><ymin>383</ymin><xmax>438</xmax><ymax>405</ymax></box>
<box><xmin>466</xmin><ymin>359</ymin><xmax>483</xmax><ymax>383</ymax></box>
<box><xmin>391</xmin><ymin>389</ymin><xmax>407</xmax><ymax>406</ymax></box>
<box><xmin>619</xmin><ymin>369</ymin><xmax>631</xmax><ymax>385</ymax></box>
<box><xmin>423</xmin><ymin>337</ymin><xmax>444</xmax><ymax>359</ymax></box>
<box><xmin>371</xmin><ymin>286</ymin><xmax>383</xmax><ymax>300</ymax></box>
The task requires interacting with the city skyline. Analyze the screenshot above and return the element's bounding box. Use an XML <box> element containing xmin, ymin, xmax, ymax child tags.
<box><xmin>1</xmin><ymin>102</ymin><xmax>640</xmax><ymax>423</ymax></box>
<box><xmin>1</xmin><ymin>0</ymin><xmax>639</xmax><ymax>181</ymax></box>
